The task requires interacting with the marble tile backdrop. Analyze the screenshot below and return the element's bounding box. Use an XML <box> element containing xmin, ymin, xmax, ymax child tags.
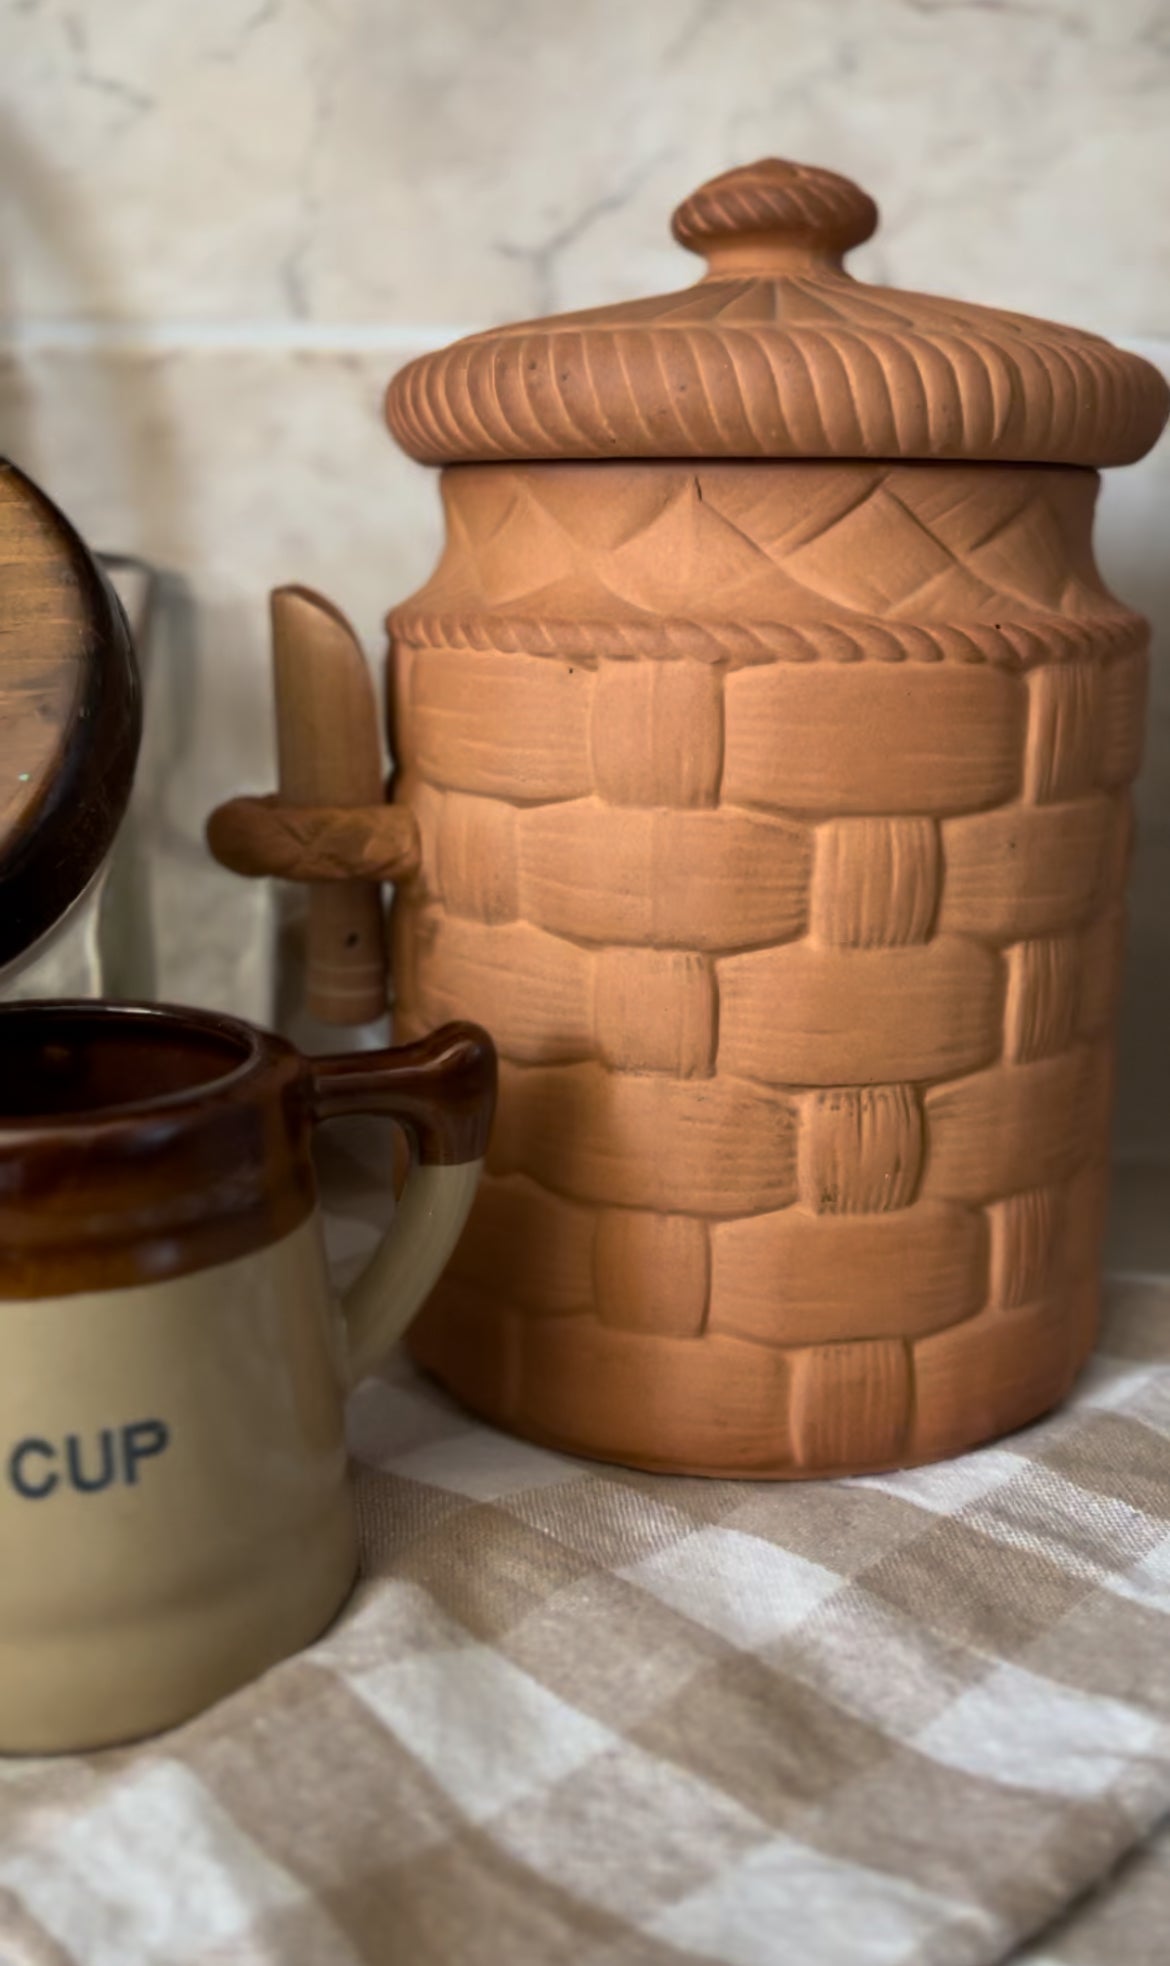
<box><xmin>0</xmin><ymin>0</ymin><xmax>1168</xmax><ymax>1162</ymax></box>
<box><xmin>4</xmin><ymin>0</ymin><xmax>1168</xmax><ymax>332</ymax></box>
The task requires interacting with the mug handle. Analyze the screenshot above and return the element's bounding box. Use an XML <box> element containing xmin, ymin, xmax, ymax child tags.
<box><xmin>306</xmin><ymin>1022</ymin><xmax>497</xmax><ymax>1383</ymax></box>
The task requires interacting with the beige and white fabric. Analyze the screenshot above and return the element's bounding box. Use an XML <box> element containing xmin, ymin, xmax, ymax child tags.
<box><xmin>1017</xmin><ymin>1816</ymin><xmax>1170</xmax><ymax>1965</ymax></box>
<box><xmin>1</xmin><ymin>1273</ymin><xmax>1168</xmax><ymax>1965</ymax></box>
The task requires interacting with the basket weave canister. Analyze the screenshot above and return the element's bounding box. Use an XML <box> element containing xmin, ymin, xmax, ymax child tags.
<box><xmin>384</xmin><ymin>160</ymin><xmax>1169</xmax><ymax>1477</ymax></box>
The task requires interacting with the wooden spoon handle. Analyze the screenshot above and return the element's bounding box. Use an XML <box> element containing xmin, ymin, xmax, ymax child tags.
<box><xmin>305</xmin><ymin>881</ymin><xmax>387</xmax><ymax>1025</ymax></box>
<box><xmin>271</xmin><ymin>586</ymin><xmax>388</xmax><ymax>1026</ymax></box>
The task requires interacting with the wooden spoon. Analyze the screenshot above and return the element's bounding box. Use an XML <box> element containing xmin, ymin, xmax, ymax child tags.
<box><xmin>270</xmin><ymin>585</ymin><xmax>388</xmax><ymax>1025</ymax></box>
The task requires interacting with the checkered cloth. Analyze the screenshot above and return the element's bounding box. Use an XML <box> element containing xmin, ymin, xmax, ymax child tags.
<box><xmin>1</xmin><ymin>1274</ymin><xmax>1168</xmax><ymax>1966</ymax></box>
<box><xmin>1018</xmin><ymin>1813</ymin><xmax>1170</xmax><ymax>1965</ymax></box>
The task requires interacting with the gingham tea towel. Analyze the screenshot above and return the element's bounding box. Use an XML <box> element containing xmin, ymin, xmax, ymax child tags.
<box><xmin>1</xmin><ymin>1275</ymin><xmax>1168</xmax><ymax>1965</ymax></box>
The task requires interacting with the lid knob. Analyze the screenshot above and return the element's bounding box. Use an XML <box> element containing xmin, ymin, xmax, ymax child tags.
<box><xmin>671</xmin><ymin>158</ymin><xmax>878</xmax><ymax>276</ymax></box>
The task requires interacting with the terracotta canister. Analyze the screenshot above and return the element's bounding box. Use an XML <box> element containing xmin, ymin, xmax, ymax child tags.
<box><xmin>384</xmin><ymin>159</ymin><xmax>1169</xmax><ymax>1477</ymax></box>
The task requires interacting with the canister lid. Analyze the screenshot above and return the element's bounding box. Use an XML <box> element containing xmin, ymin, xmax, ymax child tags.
<box><xmin>387</xmin><ymin>158</ymin><xmax>1168</xmax><ymax>469</ymax></box>
<box><xmin>0</xmin><ymin>460</ymin><xmax>141</xmax><ymax>970</ymax></box>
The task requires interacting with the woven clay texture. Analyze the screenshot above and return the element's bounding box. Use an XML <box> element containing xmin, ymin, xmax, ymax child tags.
<box><xmin>385</xmin><ymin>162</ymin><xmax>1169</xmax><ymax>1478</ymax></box>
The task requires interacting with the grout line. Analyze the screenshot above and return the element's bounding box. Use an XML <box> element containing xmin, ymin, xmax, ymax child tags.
<box><xmin>0</xmin><ymin>323</ymin><xmax>1166</xmax><ymax>358</ymax></box>
<box><xmin>0</xmin><ymin>320</ymin><xmax>476</xmax><ymax>354</ymax></box>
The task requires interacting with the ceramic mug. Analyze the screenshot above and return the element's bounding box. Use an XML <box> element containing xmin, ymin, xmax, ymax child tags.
<box><xmin>0</xmin><ymin>1000</ymin><xmax>495</xmax><ymax>1753</ymax></box>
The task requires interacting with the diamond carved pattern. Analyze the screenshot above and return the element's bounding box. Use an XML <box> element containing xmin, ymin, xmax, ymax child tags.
<box><xmin>398</xmin><ymin>461</ymin><xmax>1140</xmax><ymax>667</ymax></box>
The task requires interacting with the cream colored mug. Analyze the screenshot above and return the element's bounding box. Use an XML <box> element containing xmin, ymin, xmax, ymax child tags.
<box><xmin>0</xmin><ymin>1000</ymin><xmax>495</xmax><ymax>1753</ymax></box>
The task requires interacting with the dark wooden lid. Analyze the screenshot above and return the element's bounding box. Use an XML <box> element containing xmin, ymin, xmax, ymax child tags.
<box><xmin>0</xmin><ymin>459</ymin><xmax>141</xmax><ymax>969</ymax></box>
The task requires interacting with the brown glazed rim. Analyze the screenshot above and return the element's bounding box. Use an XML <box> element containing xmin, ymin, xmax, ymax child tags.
<box><xmin>0</xmin><ymin>1000</ymin><xmax>266</xmax><ymax>1122</ymax></box>
<box><xmin>0</xmin><ymin>1002</ymin><xmax>496</xmax><ymax>1300</ymax></box>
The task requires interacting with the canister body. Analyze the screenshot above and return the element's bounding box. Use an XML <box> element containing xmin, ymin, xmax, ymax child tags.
<box><xmin>390</xmin><ymin>457</ymin><xmax>1144</xmax><ymax>1476</ymax></box>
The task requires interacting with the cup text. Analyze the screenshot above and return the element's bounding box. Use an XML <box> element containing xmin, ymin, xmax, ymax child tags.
<box><xmin>6</xmin><ymin>1420</ymin><xmax>171</xmax><ymax>1499</ymax></box>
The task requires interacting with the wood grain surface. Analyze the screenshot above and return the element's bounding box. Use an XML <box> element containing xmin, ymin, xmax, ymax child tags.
<box><xmin>270</xmin><ymin>586</ymin><xmax>389</xmax><ymax>1025</ymax></box>
<box><xmin>0</xmin><ymin>459</ymin><xmax>140</xmax><ymax>969</ymax></box>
